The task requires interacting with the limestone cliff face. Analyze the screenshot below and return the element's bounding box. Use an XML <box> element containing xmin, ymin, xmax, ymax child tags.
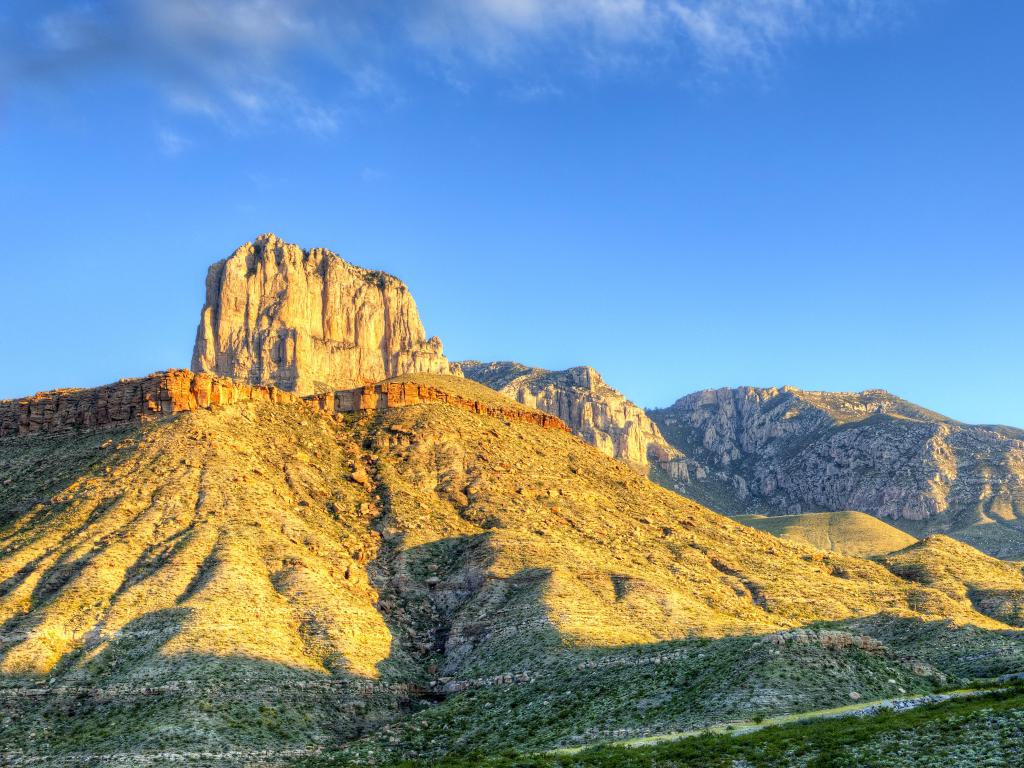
<box><xmin>649</xmin><ymin>387</ymin><xmax>1024</xmax><ymax>556</ymax></box>
<box><xmin>460</xmin><ymin>361</ymin><xmax>682</xmax><ymax>471</ymax></box>
<box><xmin>192</xmin><ymin>234</ymin><xmax>456</xmax><ymax>395</ymax></box>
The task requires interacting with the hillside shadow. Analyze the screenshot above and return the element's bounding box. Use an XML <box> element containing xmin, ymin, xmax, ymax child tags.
<box><xmin>0</xmin><ymin>611</ymin><xmax>401</xmax><ymax>758</ymax></box>
<box><xmin>5</xmin><ymin>527</ymin><xmax>1024</xmax><ymax>763</ymax></box>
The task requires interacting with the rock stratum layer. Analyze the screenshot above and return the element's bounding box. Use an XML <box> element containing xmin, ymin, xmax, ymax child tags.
<box><xmin>0</xmin><ymin>370</ymin><xmax>300</xmax><ymax>437</ymax></box>
<box><xmin>460</xmin><ymin>361</ymin><xmax>683</xmax><ymax>471</ymax></box>
<box><xmin>192</xmin><ymin>233</ymin><xmax>456</xmax><ymax>395</ymax></box>
<box><xmin>319</xmin><ymin>376</ymin><xmax>570</xmax><ymax>433</ymax></box>
<box><xmin>0</xmin><ymin>372</ymin><xmax>567</xmax><ymax>440</ymax></box>
<box><xmin>649</xmin><ymin>387</ymin><xmax>1024</xmax><ymax>557</ymax></box>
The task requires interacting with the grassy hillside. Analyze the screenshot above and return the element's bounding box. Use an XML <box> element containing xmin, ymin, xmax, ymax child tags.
<box><xmin>880</xmin><ymin>535</ymin><xmax>1024</xmax><ymax>626</ymax></box>
<box><xmin>2</xmin><ymin>375</ymin><xmax>1024</xmax><ymax>764</ymax></box>
<box><xmin>0</xmin><ymin>401</ymin><xmax>406</xmax><ymax>760</ymax></box>
<box><xmin>736</xmin><ymin>511</ymin><xmax>918</xmax><ymax>558</ymax></box>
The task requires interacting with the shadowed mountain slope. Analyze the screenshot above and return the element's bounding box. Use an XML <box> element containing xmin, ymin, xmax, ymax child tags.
<box><xmin>880</xmin><ymin>535</ymin><xmax>1024</xmax><ymax>627</ymax></box>
<box><xmin>2</xmin><ymin>374</ymin><xmax>1024</xmax><ymax>764</ymax></box>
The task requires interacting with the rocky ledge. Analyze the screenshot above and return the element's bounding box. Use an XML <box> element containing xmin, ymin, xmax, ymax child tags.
<box><xmin>460</xmin><ymin>361</ymin><xmax>677</xmax><ymax>470</ymax></box>
<box><xmin>310</xmin><ymin>381</ymin><xmax>570</xmax><ymax>433</ymax></box>
<box><xmin>0</xmin><ymin>370</ymin><xmax>300</xmax><ymax>437</ymax></box>
<box><xmin>1</xmin><ymin>372</ymin><xmax>569</xmax><ymax>439</ymax></box>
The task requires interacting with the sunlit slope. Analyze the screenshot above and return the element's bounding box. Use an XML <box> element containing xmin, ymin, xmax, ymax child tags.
<box><xmin>356</xmin><ymin>378</ymin><xmax>1012</xmax><ymax>678</ymax></box>
<box><xmin>318</xmin><ymin>379</ymin><xmax>1024</xmax><ymax>760</ymax></box>
<box><xmin>881</xmin><ymin>535</ymin><xmax>1024</xmax><ymax>626</ymax></box>
<box><xmin>0</xmin><ymin>401</ymin><xmax>400</xmax><ymax>755</ymax></box>
<box><xmin>736</xmin><ymin>511</ymin><xmax>918</xmax><ymax>558</ymax></box>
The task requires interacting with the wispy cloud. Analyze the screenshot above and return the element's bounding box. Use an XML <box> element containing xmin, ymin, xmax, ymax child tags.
<box><xmin>667</xmin><ymin>1</ymin><xmax>900</xmax><ymax>65</ymax></box>
<box><xmin>157</xmin><ymin>128</ymin><xmax>189</xmax><ymax>156</ymax></box>
<box><xmin>1</xmin><ymin>1</ymin><xmax>906</xmax><ymax>137</ymax></box>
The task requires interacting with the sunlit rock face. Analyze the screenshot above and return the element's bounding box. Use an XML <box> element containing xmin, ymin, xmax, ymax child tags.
<box><xmin>192</xmin><ymin>233</ymin><xmax>456</xmax><ymax>395</ymax></box>
<box><xmin>460</xmin><ymin>361</ymin><xmax>680</xmax><ymax>471</ymax></box>
<box><xmin>650</xmin><ymin>386</ymin><xmax>1024</xmax><ymax>556</ymax></box>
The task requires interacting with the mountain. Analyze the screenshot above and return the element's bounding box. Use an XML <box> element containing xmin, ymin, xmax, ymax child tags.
<box><xmin>736</xmin><ymin>511</ymin><xmax>919</xmax><ymax>558</ymax></box>
<box><xmin>459</xmin><ymin>361</ymin><xmax>686</xmax><ymax>472</ymax></box>
<box><xmin>192</xmin><ymin>234</ymin><xmax>456</xmax><ymax>395</ymax></box>
<box><xmin>4</xmin><ymin>371</ymin><xmax>1024</xmax><ymax>764</ymax></box>
<box><xmin>5</xmin><ymin>237</ymin><xmax>1024</xmax><ymax>765</ymax></box>
<box><xmin>649</xmin><ymin>386</ymin><xmax>1024</xmax><ymax>558</ymax></box>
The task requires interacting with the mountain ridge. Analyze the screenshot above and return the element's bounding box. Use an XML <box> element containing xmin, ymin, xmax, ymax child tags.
<box><xmin>649</xmin><ymin>384</ymin><xmax>1024</xmax><ymax>557</ymax></box>
<box><xmin>459</xmin><ymin>360</ymin><xmax>683</xmax><ymax>472</ymax></box>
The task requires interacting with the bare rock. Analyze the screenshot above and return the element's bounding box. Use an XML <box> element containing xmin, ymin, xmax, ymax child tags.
<box><xmin>649</xmin><ymin>386</ymin><xmax>1024</xmax><ymax>555</ymax></box>
<box><xmin>460</xmin><ymin>361</ymin><xmax>681</xmax><ymax>471</ymax></box>
<box><xmin>192</xmin><ymin>233</ymin><xmax>457</xmax><ymax>395</ymax></box>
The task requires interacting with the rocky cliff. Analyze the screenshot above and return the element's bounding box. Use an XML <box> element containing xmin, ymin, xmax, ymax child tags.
<box><xmin>0</xmin><ymin>371</ymin><xmax>568</xmax><ymax>440</ymax></box>
<box><xmin>0</xmin><ymin>370</ymin><xmax>300</xmax><ymax>437</ymax></box>
<box><xmin>649</xmin><ymin>387</ymin><xmax>1024</xmax><ymax>557</ymax></box>
<box><xmin>192</xmin><ymin>233</ymin><xmax>456</xmax><ymax>395</ymax></box>
<box><xmin>460</xmin><ymin>361</ymin><xmax>683</xmax><ymax>471</ymax></box>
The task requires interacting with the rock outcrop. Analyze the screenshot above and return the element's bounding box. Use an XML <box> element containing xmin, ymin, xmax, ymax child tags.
<box><xmin>460</xmin><ymin>361</ymin><xmax>683</xmax><ymax>471</ymax></box>
<box><xmin>192</xmin><ymin>233</ymin><xmax>456</xmax><ymax>395</ymax></box>
<box><xmin>0</xmin><ymin>370</ymin><xmax>300</xmax><ymax>437</ymax></box>
<box><xmin>649</xmin><ymin>387</ymin><xmax>1024</xmax><ymax>556</ymax></box>
<box><xmin>314</xmin><ymin>380</ymin><xmax>570</xmax><ymax>433</ymax></box>
<box><xmin>0</xmin><ymin>372</ymin><xmax>568</xmax><ymax>440</ymax></box>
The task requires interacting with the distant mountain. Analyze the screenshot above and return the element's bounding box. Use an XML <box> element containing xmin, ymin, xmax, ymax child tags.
<box><xmin>460</xmin><ymin>361</ymin><xmax>686</xmax><ymax>472</ymax></box>
<box><xmin>649</xmin><ymin>386</ymin><xmax>1024</xmax><ymax>558</ymax></box>
<box><xmin>192</xmin><ymin>233</ymin><xmax>456</xmax><ymax>395</ymax></box>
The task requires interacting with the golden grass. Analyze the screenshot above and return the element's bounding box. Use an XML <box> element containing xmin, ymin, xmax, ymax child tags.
<box><xmin>736</xmin><ymin>511</ymin><xmax>918</xmax><ymax>558</ymax></box>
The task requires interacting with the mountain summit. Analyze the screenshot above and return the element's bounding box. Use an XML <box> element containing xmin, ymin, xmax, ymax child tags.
<box><xmin>191</xmin><ymin>234</ymin><xmax>456</xmax><ymax>395</ymax></box>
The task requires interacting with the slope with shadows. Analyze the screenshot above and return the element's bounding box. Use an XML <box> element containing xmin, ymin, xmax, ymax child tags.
<box><xmin>0</xmin><ymin>399</ymin><xmax>401</xmax><ymax>763</ymax></box>
<box><xmin>3</xmin><ymin>374</ymin><xmax>1024</xmax><ymax>765</ymax></box>
<box><xmin>880</xmin><ymin>535</ymin><xmax>1024</xmax><ymax>627</ymax></box>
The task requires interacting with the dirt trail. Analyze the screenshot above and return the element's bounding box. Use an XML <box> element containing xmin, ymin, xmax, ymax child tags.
<box><xmin>553</xmin><ymin>686</ymin><xmax>1004</xmax><ymax>755</ymax></box>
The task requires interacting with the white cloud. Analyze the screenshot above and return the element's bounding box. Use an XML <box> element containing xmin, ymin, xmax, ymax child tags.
<box><xmin>4</xmin><ymin>1</ymin><xmax>905</xmax><ymax>135</ymax></box>
<box><xmin>157</xmin><ymin>128</ymin><xmax>189</xmax><ymax>156</ymax></box>
<box><xmin>667</xmin><ymin>0</ymin><xmax>883</xmax><ymax>64</ymax></box>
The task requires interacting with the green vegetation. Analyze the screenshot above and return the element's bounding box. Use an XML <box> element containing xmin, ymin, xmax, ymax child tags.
<box><xmin>315</xmin><ymin>683</ymin><xmax>1024</xmax><ymax>768</ymax></box>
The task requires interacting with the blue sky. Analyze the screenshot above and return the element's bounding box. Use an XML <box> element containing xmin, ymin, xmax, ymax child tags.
<box><xmin>1</xmin><ymin>1</ymin><xmax>1021</xmax><ymax>426</ymax></box>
